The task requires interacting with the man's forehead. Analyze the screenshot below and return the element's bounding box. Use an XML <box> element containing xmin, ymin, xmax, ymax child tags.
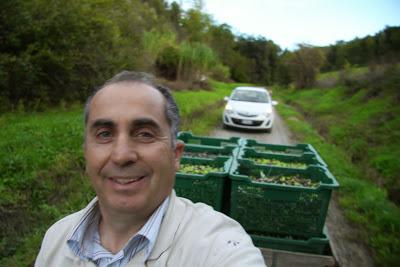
<box><xmin>86</xmin><ymin>81</ymin><xmax>167</xmax><ymax>123</ymax></box>
<box><xmin>96</xmin><ymin>81</ymin><xmax>161</xmax><ymax>99</ymax></box>
<box><xmin>90</xmin><ymin>82</ymin><xmax>164</xmax><ymax>108</ymax></box>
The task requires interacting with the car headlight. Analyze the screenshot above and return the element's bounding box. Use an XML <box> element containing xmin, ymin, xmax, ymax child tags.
<box><xmin>224</xmin><ymin>104</ymin><xmax>234</xmax><ymax>114</ymax></box>
<box><xmin>263</xmin><ymin>112</ymin><xmax>272</xmax><ymax>118</ymax></box>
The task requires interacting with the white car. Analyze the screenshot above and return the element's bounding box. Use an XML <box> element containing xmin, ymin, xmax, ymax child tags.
<box><xmin>222</xmin><ymin>86</ymin><xmax>277</xmax><ymax>132</ymax></box>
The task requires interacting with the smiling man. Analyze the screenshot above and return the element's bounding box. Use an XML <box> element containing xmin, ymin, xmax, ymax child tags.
<box><xmin>35</xmin><ymin>71</ymin><xmax>266</xmax><ymax>267</ymax></box>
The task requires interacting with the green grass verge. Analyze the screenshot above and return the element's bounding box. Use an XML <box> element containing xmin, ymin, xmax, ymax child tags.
<box><xmin>317</xmin><ymin>66</ymin><xmax>369</xmax><ymax>81</ymax></box>
<box><xmin>0</xmin><ymin>107</ymin><xmax>94</xmax><ymax>266</ymax></box>
<box><xmin>273</xmin><ymin>87</ymin><xmax>400</xmax><ymax>267</ymax></box>
<box><xmin>280</xmin><ymin>85</ymin><xmax>400</xmax><ymax>194</ymax></box>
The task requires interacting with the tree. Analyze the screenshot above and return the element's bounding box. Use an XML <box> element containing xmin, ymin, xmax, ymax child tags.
<box><xmin>167</xmin><ymin>1</ymin><xmax>183</xmax><ymax>39</ymax></box>
<box><xmin>208</xmin><ymin>24</ymin><xmax>235</xmax><ymax>61</ymax></box>
<box><xmin>276</xmin><ymin>50</ymin><xmax>292</xmax><ymax>86</ymax></box>
<box><xmin>283</xmin><ymin>44</ymin><xmax>326</xmax><ymax>89</ymax></box>
<box><xmin>138</xmin><ymin>30</ymin><xmax>176</xmax><ymax>72</ymax></box>
<box><xmin>180</xmin><ymin>8</ymin><xmax>211</xmax><ymax>43</ymax></box>
<box><xmin>234</xmin><ymin>36</ymin><xmax>280</xmax><ymax>84</ymax></box>
<box><xmin>177</xmin><ymin>42</ymin><xmax>217</xmax><ymax>82</ymax></box>
<box><xmin>156</xmin><ymin>46</ymin><xmax>180</xmax><ymax>80</ymax></box>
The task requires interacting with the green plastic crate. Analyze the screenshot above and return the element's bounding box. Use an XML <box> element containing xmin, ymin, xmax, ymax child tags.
<box><xmin>175</xmin><ymin>157</ymin><xmax>232</xmax><ymax>212</ymax></box>
<box><xmin>178</xmin><ymin>131</ymin><xmax>244</xmax><ymax>147</ymax></box>
<box><xmin>243</xmin><ymin>139</ymin><xmax>321</xmax><ymax>157</ymax></box>
<box><xmin>251</xmin><ymin>226</ymin><xmax>330</xmax><ymax>255</ymax></box>
<box><xmin>183</xmin><ymin>144</ymin><xmax>240</xmax><ymax>159</ymax></box>
<box><xmin>229</xmin><ymin>160</ymin><xmax>339</xmax><ymax>238</ymax></box>
<box><xmin>238</xmin><ymin>147</ymin><xmax>327</xmax><ymax>169</ymax></box>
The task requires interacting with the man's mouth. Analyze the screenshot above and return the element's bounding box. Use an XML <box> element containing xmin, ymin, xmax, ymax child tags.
<box><xmin>109</xmin><ymin>176</ymin><xmax>145</xmax><ymax>185</ymax></box>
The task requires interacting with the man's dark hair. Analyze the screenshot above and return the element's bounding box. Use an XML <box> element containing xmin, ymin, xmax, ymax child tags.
<box><xmin>84</xmin><ymin>71</ymin><xmax>180</xmax><ymax>146</ymax></box>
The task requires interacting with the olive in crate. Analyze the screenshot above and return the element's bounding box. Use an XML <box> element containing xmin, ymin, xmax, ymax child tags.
<box><xmin>179</xmin><ymin>164</ymin><xmax>223</xmax><ymax>175</ymax></box>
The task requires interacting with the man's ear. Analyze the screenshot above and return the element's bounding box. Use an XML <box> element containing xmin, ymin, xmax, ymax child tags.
<box><xmin>174</xmin><ymin>140</ymin><xmax>185</xmax><ymax>171</ymax></box>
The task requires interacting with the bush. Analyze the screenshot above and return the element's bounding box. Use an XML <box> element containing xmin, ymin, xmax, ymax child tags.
<box><xmin>211</xmin><ymin>63</ymin><xmax>230</xmax><ymax>81</ymax></box>
<box><xmin>156</xmin><ymin>46</ymin><xmax>180</xmax><ymax>80</ymax></box>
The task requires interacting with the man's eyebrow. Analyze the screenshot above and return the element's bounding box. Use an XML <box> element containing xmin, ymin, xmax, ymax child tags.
<box><xmin>89</xmin><ymin>119</ymin><xmax>116</xmax><ymax>130</ymax></box>
<box><xmin>131</xmin><ymin>118</ymin><xmax>162</xmax><ymax>131</ymax></box>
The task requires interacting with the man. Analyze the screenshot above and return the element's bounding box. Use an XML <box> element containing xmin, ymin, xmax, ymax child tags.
<box><xmin>35</xmin><ymin>71</ymin><xmax>266</xmax><ymax>266</ymax></box>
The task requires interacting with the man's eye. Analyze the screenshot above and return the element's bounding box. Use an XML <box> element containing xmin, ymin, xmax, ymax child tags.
<box><xmin>135</xmin><ymin>131</ymin><xmax>155</xmax><ymax>141</ymax></box>
<box><xmin>96</xmin><ymin>130</ymin><xmax>112</xmax><ymax>140</ymax></box>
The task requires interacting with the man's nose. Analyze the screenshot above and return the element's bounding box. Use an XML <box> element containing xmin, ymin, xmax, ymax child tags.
<box><xmin>110</xmin><ymin>134</ymin><xmax>138</xmax><ymax>166</ymax></box>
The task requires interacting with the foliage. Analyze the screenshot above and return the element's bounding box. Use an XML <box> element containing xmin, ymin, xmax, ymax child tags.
<box><xmin>0</xmin><ymin>107</ymin><xmax>93</xmax><ymax>264</ymax></box>
<box><xmin>0</xmin><ymin>0</ymin><xmax>284</xmax><ymax>111</ymax></box>
<box><xmin>210</xmin><ymin>63</ymin><xmax>230</xmax><ymax>81</ymax></box>
<box><xmin>322</xmin><ymin>26</ymin><xmax>400</xmax><ymax>71</ymax></box>
<box><xmin>177</xmin><ymin>41</ymin><xmax>217</xmax><ymax>81</ymax></box>
<box><xmin>1</xmin><ymin>1</ymin><xmax>399</xmax><ymax>111</ymax></box>
<box><xmin>180</xmin><ymin>7</ymin><xmax>211</xmax><ymax>43</ymax></box>
<box><xmin>156</xmin><ymin>46</ymin><xmax>180</xmax><ymax>80</ymax></box>
<box><xmin>275</xmin><ymin>50</ymin><xmax>293</xmax><ymax>86</ymax></box>
<box><xmin>281</xmin><ymin>44</ymin><xmax>326</xmax><ymax>88</ymax></box>
<box><xmin>138</xmin><ymin>30</ymin><xmax>177</xmax><ymax>72</ymax></box>
<box><xmin>173</xmin><ymin>80</ymin><xmax>235</xmax><ymax>119</ymax></box>
<box><xmin>0</xmin><ymin>0</ymin><xmax>150</xmax><ymax>111</ymax></box>
<box><xmin>279</xmin><ymin>27</ymin><xmax>400</xmax><ymax>89</ymax></box>
<box><xmin>274</xmin><ymin>89</ymin><xmax>400</xmax><ymax>267</ymax></box>
<box><xmin>281</xmin><ymin>65</ymin><xmax>400</xmax><ymax>203</ymax></box>
<box><xmin>233</xmin><ymin>36</ymin><xmax>280</xmax><ymax>84</ymax></box>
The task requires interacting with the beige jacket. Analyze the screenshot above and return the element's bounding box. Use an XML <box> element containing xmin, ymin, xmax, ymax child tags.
<box><xmin>35</xmin><ymin>191</ymin><xmax>266</xmax><ymax>267</ymax></box>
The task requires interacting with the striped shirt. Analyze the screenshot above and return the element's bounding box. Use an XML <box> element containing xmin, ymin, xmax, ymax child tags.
<box><xmin>67</xmin><ymin>197</ymin><xmax>170</xmax><ymax>267</ymax></box>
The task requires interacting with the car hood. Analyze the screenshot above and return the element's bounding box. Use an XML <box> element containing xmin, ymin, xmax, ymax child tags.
<box><xmin>228</xmin><ymin>100</ymin><xmax>272</xmax><ymax>115</ymax></box>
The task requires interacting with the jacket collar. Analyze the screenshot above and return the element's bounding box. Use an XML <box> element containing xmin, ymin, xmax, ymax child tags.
<box><xmin>61</xmin><ymin>192</ymin><xmax>183</xmax><ymax>263</ymax></box>
<box><xmin>147</xmin><ymin>190</ymin><xmax>185</xmax><ymax>261</ymax></box>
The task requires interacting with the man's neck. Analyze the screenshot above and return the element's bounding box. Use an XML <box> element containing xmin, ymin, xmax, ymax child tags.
<box><xmin>98</xmin><ymin>206</ymin><xmax>153</xmax><ymax>254</ymax></box>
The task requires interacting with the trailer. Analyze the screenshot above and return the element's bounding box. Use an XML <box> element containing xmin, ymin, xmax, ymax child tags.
<box><xmin>259</xmin><ymin>240</ymin><xmax>339</xmax><ymax>267</ymax></box>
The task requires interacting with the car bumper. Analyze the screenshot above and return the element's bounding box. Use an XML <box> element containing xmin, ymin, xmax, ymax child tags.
<box><xmin>223</xmin><ymin>113</ymin><xmax>273</xmax><ymax>130</ymax></box>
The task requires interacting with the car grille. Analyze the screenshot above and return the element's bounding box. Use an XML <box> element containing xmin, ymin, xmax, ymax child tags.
<box><xmin>232</xmin><ymin>118</ymin><xmax>263</xmax><ymax>126</ymax></box>
<box><xmin>237</xmin><ymin>112</ymin><xmax>257</xmax><ymax>117</ymax></box>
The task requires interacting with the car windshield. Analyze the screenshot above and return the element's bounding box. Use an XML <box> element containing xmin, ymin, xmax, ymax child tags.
<box><xmin>231</xmin><ymin>90</ymin><xmax>269</xmax><ymax>103</ymax></box>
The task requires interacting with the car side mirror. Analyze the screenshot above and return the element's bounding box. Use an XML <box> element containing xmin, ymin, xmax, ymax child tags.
<box><xmin>224</xmin><ymin>96</ymin><xmax>229</xmax><ymax>101</ymax></box>
<box><xmin>272</xmin><ymin>100</ymin><xmax>278</xmax><ymax>106</ymax></box>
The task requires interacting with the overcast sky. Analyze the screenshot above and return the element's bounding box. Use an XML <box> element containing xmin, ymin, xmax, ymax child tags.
<box><xmin>172</xmin><ymin>0</ymin><xmax>400</xmax><ymax>50</ymax></box>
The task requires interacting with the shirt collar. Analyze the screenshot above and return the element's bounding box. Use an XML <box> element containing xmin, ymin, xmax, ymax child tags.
<box><xmin>67</xmin><ymin>196</ymin><xmax>170</xmax><ymax>263</ymax></box>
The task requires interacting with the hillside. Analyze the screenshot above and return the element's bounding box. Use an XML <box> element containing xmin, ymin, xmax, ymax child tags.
<box><xmin>274</xmin><ymin>63</ymin><xmax>400</xmax><ymax>266</ymax></box>
<box><xmin>287</xmin><ymin>64</ymin><xmax>400</xmax><ymax>203</ymax></box>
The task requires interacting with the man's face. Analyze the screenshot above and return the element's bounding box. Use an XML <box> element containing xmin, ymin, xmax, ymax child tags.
<box><xmin>84</xmin><ymin>82</ymin><xmax>184</xmax><ymax>216</ymax></box>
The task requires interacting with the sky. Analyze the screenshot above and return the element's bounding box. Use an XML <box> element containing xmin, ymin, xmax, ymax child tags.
<box><xmin>173</xmin><ymin>0</ymin><xmax>400</xmax><ymax>50</ymax></box>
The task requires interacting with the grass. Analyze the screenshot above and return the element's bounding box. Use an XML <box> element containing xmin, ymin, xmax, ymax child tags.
<box><xmin>273</xmin><ymin>84</ymin><xmax>400</xmax><ymax>266</ymax></box>
<box><xmin>173</xmin><ymin>80</ymin><xmax>240</xmax><ymax>117</ymax></box>
<box><xmin>280</xmin><ymin>84</ymin><xmax>400</xmax><ymax>187</ymax></box>
<box><xmin>0</xmin><ymin>106</ymin><xmax>93</xmax><ymax>266</ymax></box>
<box><xmin>317</xmin><ymin>66</ymin><xmax>369</xmax><ymax>81</ymax></box>
<box><xmin>0</xmin><ymin>80</ymin><xmax>240</xmax><ymax>266</ymax></box>
<box><xmin>175</xmin><ymin>80</ymin><xmax>247</xmax><ymax>135</ymax></box>
<box><xmin>174</xmin><ymin>90</ymin><xmax>222</xmax><ymax>117</ymax></box>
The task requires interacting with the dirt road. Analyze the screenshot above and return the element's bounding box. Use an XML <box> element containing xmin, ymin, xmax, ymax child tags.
<box><xmin>210</xmin><ymin>108</ymin><xmax>376</xmax><ymax>267</ymax></box>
